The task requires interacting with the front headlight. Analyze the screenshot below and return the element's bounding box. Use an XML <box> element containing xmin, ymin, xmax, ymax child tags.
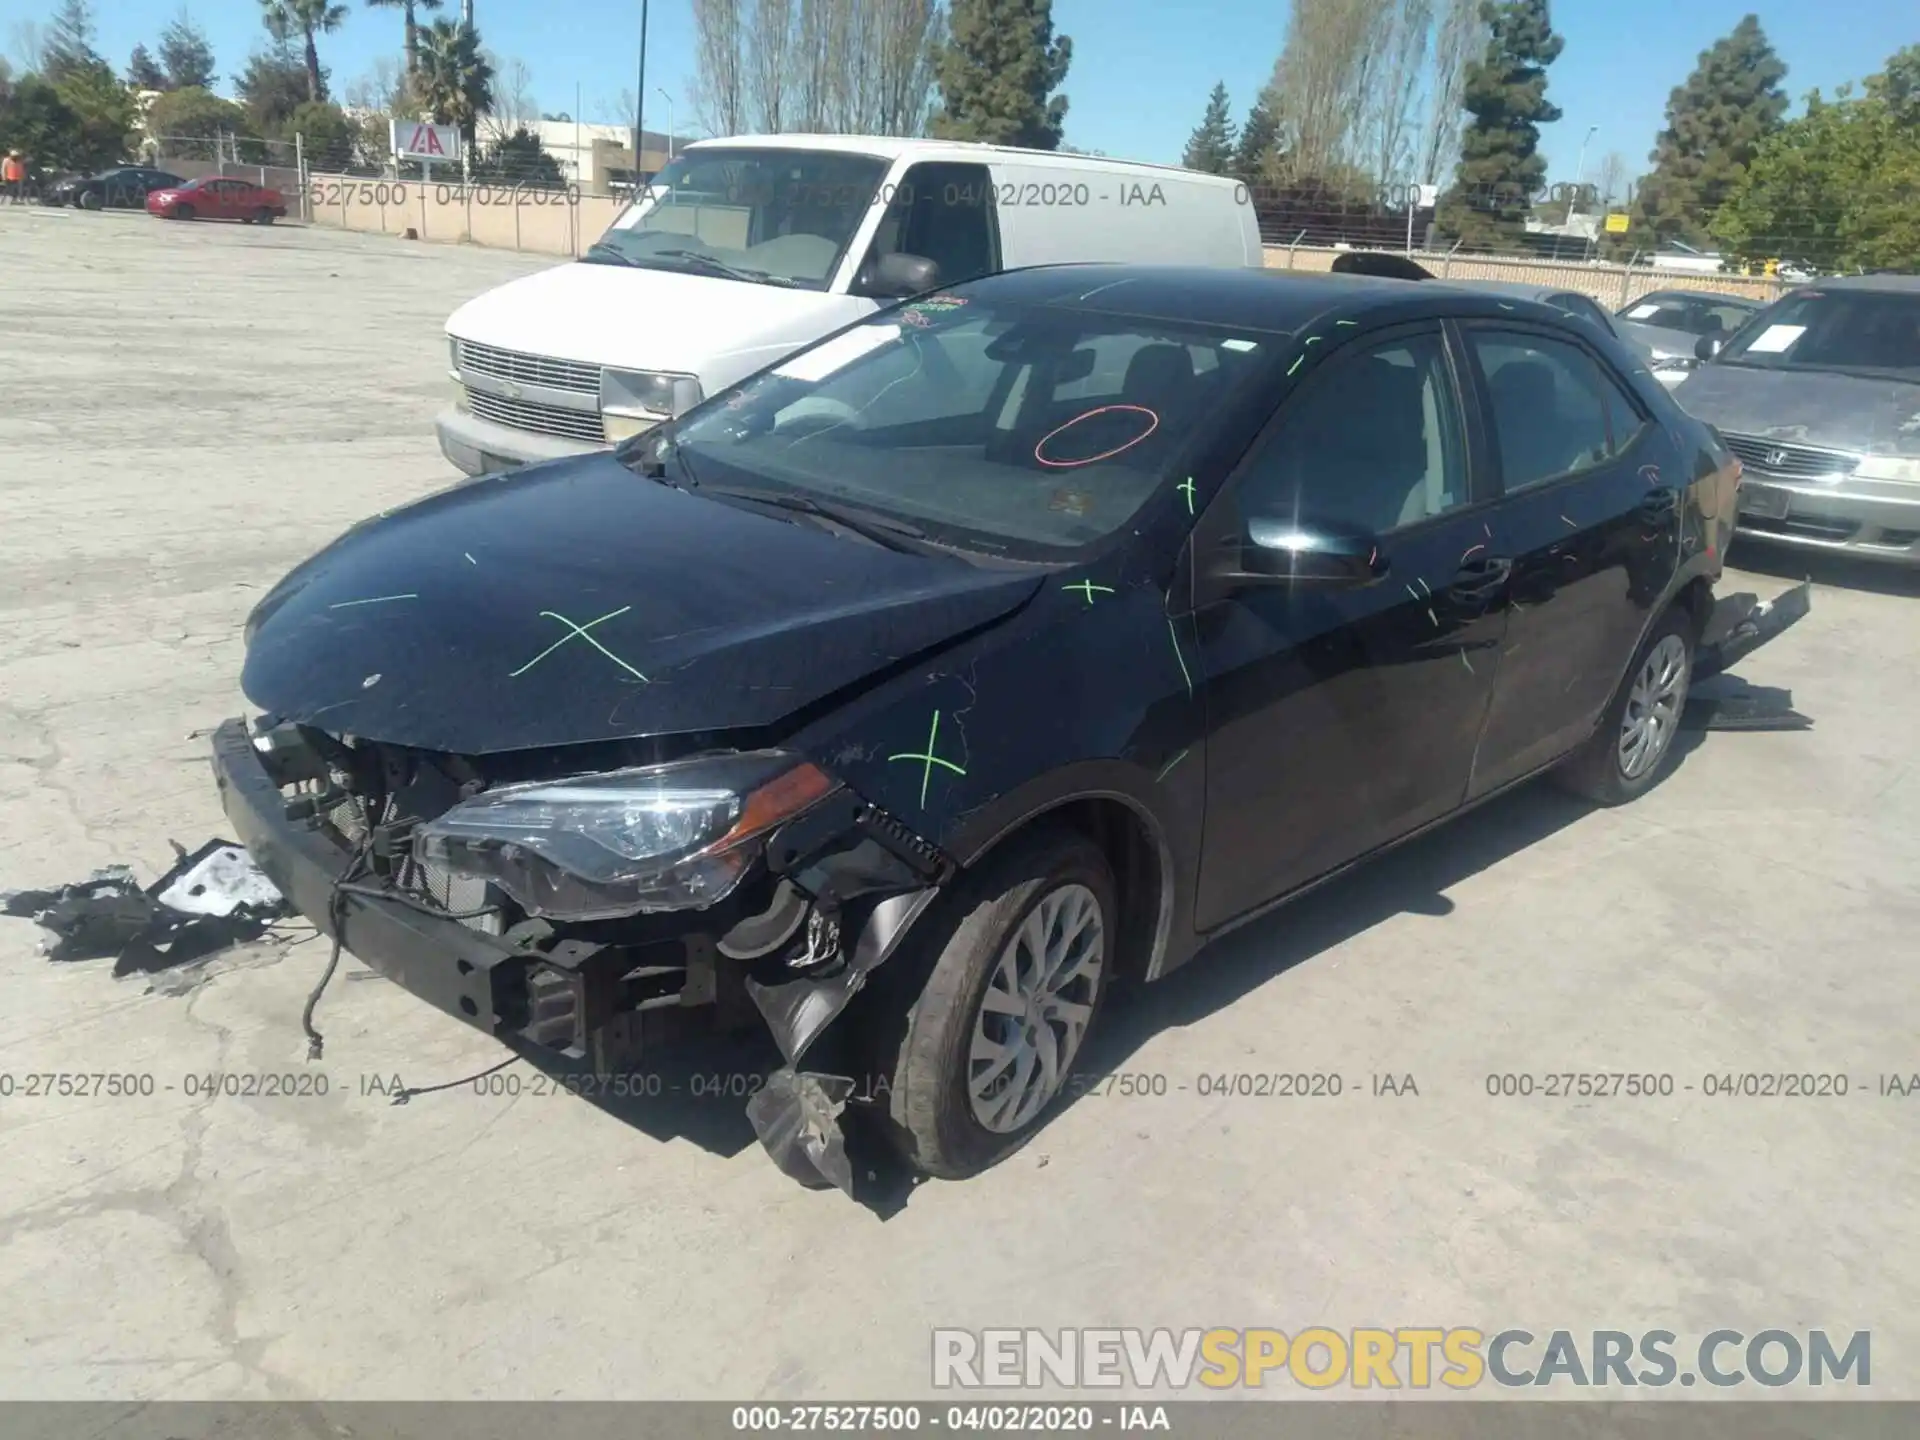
<box><xmin>413</xmin><ymin>751</ymin><xmax>839</xmax><ymax>920</ymax></box>
<box><xmin>600</xmin><ymin>367</ymin><xmax>703</xmax><ymax>443</ymax></box>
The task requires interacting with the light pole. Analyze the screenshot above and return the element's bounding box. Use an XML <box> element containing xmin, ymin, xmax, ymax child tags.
<box><xmin>656</xmin><ymin>88</ymin><xmax>674</xmax><ymax>161</ymax></box>
<box><xmin>631</xmin><ymin>0</ymin><xmax>650</xmax><ymax>189</ymax></box>
<box><xmin>1567</xmin><ymin>124</ymin><xmax>1598</xmax><ymax>225</ymax></box>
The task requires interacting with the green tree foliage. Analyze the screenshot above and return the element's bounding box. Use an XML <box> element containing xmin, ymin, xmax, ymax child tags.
<box><xmin>237</xmin><ymin>45</ymin><xmax>317</xmax><ymax>134</ymax></box>
<box><xmin>146</xmin><ymin>85</ymin><xmax>251</xmax><ymax>156</ymax></box>
<box><xmin>930</xmin><ymin>0</ymin><xmax>1071</xmax><ymax>149</ymax></box>
<box><xmin>0</xmin><ymin>74</ymin><xmax>82</xmax><ymax>175</ymax></box>
<box><xmin>472</xmin><ymin>125</ymin><xmax>565</xmax><ymax>186</ymax></box>
<box><xmin>51</xmin><ymin>57</ymin><xmax>137</xmax><ymax>170</ymax></box>
<box><xmin>1627</xmin><ymin>16</ymin><xmax>1787</xmax><ymax>252</ymax></box>
<box><xmin>416</xmin><ymin>18</ymin><xmax>493</xmax><ymax>153</ymax></box>
<box><xmin>1233</xmin><ymin>93</ymin><xmax>1282</xmax><ymax>185</ymax></box>
<box><xmin>1713</xmin><ymin>46</ymin><xmax>1920</xmax><ymax>274</ymax></box>
<box><xmin>159</xmin><ymin>12</ymin><xmax>219</xmax><ymax>91</ymax></box>
<box><xmin>286</xmin><ymin>97</ymin><xmax>358</xmax><ymax>161</ymax></box>
<box><xmin>260</xmin><ymin>0</ymin><xmax>347</xmax><ymax>103</ymax></box>
<box><xmin>42</xmin><ymin>0</ymin><xmax>104</xmax><ymax>83</ymax></box>
<box><xmin>1182</xmin><ymin>81</ymin><xmax>1237</xmax><ymax>174</ymax></box>
<box><xmin>1435</xmin><ymin>0</ymin><xmax>1563</xmax><ymax>251</ymax></box>
<box><xmin>364</xmin><ymin>0</ymin><xmax>443</xmax><ymax>88</ymax></box>
<box><xmin>127</xmin><ymin>44</ymin><xmax>166</xmax><ymax>89</ymax></box>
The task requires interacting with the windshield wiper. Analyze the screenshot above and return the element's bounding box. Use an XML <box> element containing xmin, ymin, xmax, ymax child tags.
<box><xmin>649</xmin><ymin>249</ymin><xmax>800</xmax><ymax>288</ymax></box>
<box><xmin>698</xmin><ymin>485</ymin><xmax>931</xmax><ymax>552</ymax></box>
<box><xmin>583</xmin><ymin>241</ymin><xmax>639</xmax><ymax>266</ymax></box>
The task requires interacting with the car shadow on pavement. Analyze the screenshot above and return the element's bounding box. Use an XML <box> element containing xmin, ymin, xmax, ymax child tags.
<box><xmin>1728</xmin><ymin>537</ymin><xmax>1920</xmax><ymax>598</ymax></box>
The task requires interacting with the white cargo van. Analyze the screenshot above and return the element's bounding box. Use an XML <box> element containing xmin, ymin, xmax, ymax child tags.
<box><xmin>437</xmin><ymin>134</ymin><xmax>1265</xmax><ymax>476</ymax></box>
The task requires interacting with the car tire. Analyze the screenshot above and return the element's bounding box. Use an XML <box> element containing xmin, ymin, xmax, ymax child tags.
<box><xmin>1554</xmin><ymin>607</ymin><xmax>1695</xmax><ymax>805</ymax></box>
<box><xmin>875</xmin><ymin>827</ymin><xmax>1117</xmax><ymax>1180</ymax></box>
<box><xmin>78</xmin><ymin>191</ymin><xmax>101</xmax><ymax>211</ymax></box>
<box><xmin>174</xmin><ymin>203</ymin><xmax>195</xmax><ymax>221</ymax></box>
<box><xmin>254</xmin><ymin>207</ymin><xmax>276</xmax><ymax>224</ymax></box>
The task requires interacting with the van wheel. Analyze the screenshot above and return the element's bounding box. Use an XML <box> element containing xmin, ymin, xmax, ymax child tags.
<box><xmin>1555</xmin><ymin>609</ymin><xmax>1694</xmax><ymax>805</ymax></box>
<box><xmin>878</xmin><ymin>829</ymin><xmax>1115</xmax><ymax>1179</ymax></box>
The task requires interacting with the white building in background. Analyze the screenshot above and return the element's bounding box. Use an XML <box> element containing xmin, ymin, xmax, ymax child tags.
<box><xmin>529</xmin><ymin>120</ymin><xmax>682</xmax><ymax>193</ymax></box>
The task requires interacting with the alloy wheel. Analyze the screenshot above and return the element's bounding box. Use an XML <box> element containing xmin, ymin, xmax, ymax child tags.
<box><xmin>967</xmin><ymin>882</ymin><xmax>1105</xmax><ymax>1134</ymax></box>
<box><xmin>1619</xmin><ymin>633</ymin><xmax>1689</xmax><ymax>780</ymax></box>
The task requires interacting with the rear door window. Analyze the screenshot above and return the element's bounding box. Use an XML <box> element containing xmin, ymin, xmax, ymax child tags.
<box><xmin>1469</xmin><ymin>331</ymin><xmax>1618</xmax><ymax>491</ymax></box>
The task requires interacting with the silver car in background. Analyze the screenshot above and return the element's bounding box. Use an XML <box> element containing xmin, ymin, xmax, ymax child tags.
<box><xmin>1618</xmin><ymin>290</ymin><xmax>1766</xmax><ymax>387</ymax></box>
<box><xmin>1673</xmin><ymin>275</ymin><xmax>1920</xmax><ymax>564</ymax></box>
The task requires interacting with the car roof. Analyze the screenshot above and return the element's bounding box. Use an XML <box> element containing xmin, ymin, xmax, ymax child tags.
<box><xmin>1628</xmin><ymin>288</ymin><xmax>1763</xmax><ymax>308</ymax></box>
<box><xmin>1798</xmin><ymin>274</ymin><xmax>1920</xmax><ymax>295</ymax></box>
<box><xmin>954</xmin><ymin>263</ymin><xmax>1584</xmax><ymax>337</ymax></box>
<box><xmin>680</xmin><ymin>133</ymin><xmax>1239</xmax><ymax>188</ymax></box>
<box><xmin>1429</xmin><ymin>277</ymin><xmax>1579</xmax><ymax>302</ymax></box>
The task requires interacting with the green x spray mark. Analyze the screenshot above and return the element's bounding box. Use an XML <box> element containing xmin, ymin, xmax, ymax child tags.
<box><xmin>509</xmin><ymin>606</ymin><xmax>650</xmax><ymax>682</ymax></box>
<box><xmin>888</xmin><ymin>709</ymin><xmax>967</xmax><ymax>808</ymax></box>
<box><xmin>1063</xmin><ymin>579</ymin><xmax>1116</xmax><ymax>605</ymax></box>
<box><xmin>1178</xmin><ymin>476</ymin><xmax>1196</xmax><ymax>514</ymax></box>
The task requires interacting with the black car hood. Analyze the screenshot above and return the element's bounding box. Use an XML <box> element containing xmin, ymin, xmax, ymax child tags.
<box><xmin>241</xmin><ymin>455</ymin><xmax>1044</xmax><ymax>754</ymax></box>
<box><xmin>1676</xmin><ymin>363</ymin><xmax>1920</xmax><ymax>457</ymax></box>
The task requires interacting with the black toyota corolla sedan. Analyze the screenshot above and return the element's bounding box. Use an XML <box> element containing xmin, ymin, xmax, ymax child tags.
<box><xmin>212</xmin><ymin>263</ymin><xmax>1741</xmax><ymax>1192</ymax></box>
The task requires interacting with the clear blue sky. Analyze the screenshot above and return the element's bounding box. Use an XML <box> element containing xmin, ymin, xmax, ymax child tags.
<box><xmin>24</xmin><ymin>0</ymin><xmax>1917</xmax><ymax>181</ymax></box>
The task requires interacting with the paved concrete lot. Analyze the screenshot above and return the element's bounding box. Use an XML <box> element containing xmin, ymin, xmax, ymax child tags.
<box><xmin>2</xmin><ymin>210</ymin><xmax>1917</xmax><ymax>1402</ymax></box>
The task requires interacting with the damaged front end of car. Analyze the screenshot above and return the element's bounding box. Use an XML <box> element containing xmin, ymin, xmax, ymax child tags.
<box><xmin>210</xmin><ymin>715</ymin><xmax>955</xmax><ymax>1193</ymax></box>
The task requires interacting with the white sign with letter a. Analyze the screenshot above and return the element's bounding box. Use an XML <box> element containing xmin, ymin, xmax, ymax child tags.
<box><xmin>391</xmin><ymin>121</ymin><xmax>462</xmax><ymax>161</ymax></box>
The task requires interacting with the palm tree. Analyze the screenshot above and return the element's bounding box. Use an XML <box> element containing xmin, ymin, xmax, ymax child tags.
<box><xmin>364</xmin><ymin>0</ymin><xmax>442</xmax><ymax>91</ymax></box>
<box><xmin>260</xmin><ymin>0</ymin><xmax>348</xmax><ymax>102</ymax></box>
<box><xmin>416</xmin><ymin>17</ymin><xmax>493</xmax><ymax>154</ymax></box>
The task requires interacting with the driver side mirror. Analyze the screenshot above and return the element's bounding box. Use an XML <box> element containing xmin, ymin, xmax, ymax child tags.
<box><xmin>866</xmin><ymin>252</ymin><xmax>941</xmax><ymax>300</ymax></box>
<box><xmin>1210</xmin><ymin>514</ymin><xmax>1387</xmax><ymax>590</ymax></box>
<box><xmin>1694</xmin><ymin>334</ymin><xmax>1724</xmax><ymax>362</ymax></box>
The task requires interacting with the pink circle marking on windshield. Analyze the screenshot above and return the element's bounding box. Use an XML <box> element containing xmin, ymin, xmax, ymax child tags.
<box><xmin>1033</xmin><ymin>405</ymin><xmax>1161</xmax><ymax>469</ymax></box>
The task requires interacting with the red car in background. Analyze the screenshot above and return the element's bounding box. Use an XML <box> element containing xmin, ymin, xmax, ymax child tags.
<box><xmin>147</xmin><ymin>175</ymin><xmax>288</xmax><ymax>224</ymax></box>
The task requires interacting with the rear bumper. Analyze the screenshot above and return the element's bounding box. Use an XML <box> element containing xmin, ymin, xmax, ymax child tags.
<box><xmin>209</xmin><ymin>718</ymin><xmax>525</xmax><ymax>1034</ymax></box>
<box><xmin>1735</xmin><ymin>477</ymin><xmax>1920</xmax><ymax>564</ymax></box>
<box><xmin>435</xmin><ymin>406</ymin><xmax>603</xmax><ymax>477</ymax></box>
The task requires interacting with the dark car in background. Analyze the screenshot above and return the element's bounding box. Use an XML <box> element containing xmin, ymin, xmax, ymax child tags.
<box><xmin>1673</xmin><ymin>275</ymin><xmax>1920</xmax><ymax>564</ymax></box>
<box><xmin>211</xmin><ymin>263</ymin><xmax>1739</xmax><ymax>1194</ymax></box>
<box><xmin>147</xmin><ymin>175</ymin><xmax>287</xmax><ymax>223</ymax></box>
<box><xmin>1618</xmin><ymin>290</ymin><xmax>1766</xmax><ymax>385</ymax></box>
<box><xmin>45</xmin><ymin>166</ymin><xmax>184</xmax><ymax>210</ymax></box>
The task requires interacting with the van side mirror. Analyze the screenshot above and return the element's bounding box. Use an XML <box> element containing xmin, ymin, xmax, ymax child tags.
<box><xmin>1694</xmin><ymin>334</ymin><xmax>1723</xmax><ymax>362</ymax></box>
<box><xmin>867</xmin><ymin>252</ymin><xmax>941</xmax><ymax>299</ymax></box>
<box><xmin>1211</xmin><ymin>514</ymin><xmax>1387</xmax><ymax>589</ymax></box>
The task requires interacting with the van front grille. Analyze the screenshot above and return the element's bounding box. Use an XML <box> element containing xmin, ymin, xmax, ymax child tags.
<box><xmin>464</xmin><ymin>387</ymin><xmax>606</xmax><ymax>444</ymax></box>
<box><xmin>456</xmin><ymin>339</ymin><xmax>602</xmax><ymax>395</ymax></box>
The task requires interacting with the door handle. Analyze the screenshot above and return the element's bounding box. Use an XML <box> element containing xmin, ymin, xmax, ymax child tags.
<box><xmin>1449</xmin><ymin>556</ymin><xmax>1513</xmax><ymax>600</ymax></box>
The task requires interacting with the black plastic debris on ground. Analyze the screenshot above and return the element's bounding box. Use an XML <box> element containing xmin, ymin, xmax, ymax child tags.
<box><xmin>1681</xmin><ymin>581</ymin><xmax>1815</xmax><ymax>733</ymax></box>
<box><xmin>1</xmin><ymin>838</ymin><xmax>290</xmax><ymax>975</ymax></box>
<box><xmin>1683</xmin><ymin>674</ymin><xmax>1813</xmax><ymax>732</ymax></box>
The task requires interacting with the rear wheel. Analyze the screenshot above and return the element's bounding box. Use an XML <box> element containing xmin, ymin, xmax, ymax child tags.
<box><xmin>877</xmin><ymin>828</ymin><xmax>1116</xmax><ymax>1179</ymax></box>
<box><xmin>1555</xmin><ymin>609</ymin><xmax>1694</xmax><ymax>804</ymax></box>
<box><xmin>253</xmin><ymin>206</ymin><xmax>275</xmax><ymax>224</ymax></box>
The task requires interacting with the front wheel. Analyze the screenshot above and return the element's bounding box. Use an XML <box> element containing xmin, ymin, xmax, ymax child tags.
<box><xmin>1555</xmin><ymin>609</ymin><xmax>1694</xmax><ymax>804</ymax></box>
<box><xmin>78</xmin><ymin>191</ymin><xmax>101</xmax><ymax>211</ymax></box>
<box><xmin>877</xmin><ymin>829</ymin><xmax>1116</xmax><ymax>1179</ymax></box>
<box><xmin>173</xmin><ymin>203</ymin><xmax>195</xmax><ymax>221</ymax></box>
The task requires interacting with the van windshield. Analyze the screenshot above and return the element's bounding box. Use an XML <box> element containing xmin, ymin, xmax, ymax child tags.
<box><xmin>635</xmin><ymin>292</ymin><xmax>1272</xmax><ymax>562</ymax></box>
<box><xmin>584</xmin><ymin>148</ymin><xmax>888</xmax><ymax>291</ymax></box>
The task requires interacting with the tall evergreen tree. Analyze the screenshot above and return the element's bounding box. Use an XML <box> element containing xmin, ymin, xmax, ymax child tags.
<box><xmin>930</xmin><ymin>0</ymin><xmax>1071</xmax><ymax>149</ymax></box>
<box><xmin>43</xmin><ymin>0</ymin><xmax>105</xmax><ymax>83</ymax></box>
<box><xmin>159</xmin><ymin>11</ymin><xmax>219</xmax><ymax>91</ymax></box>
<box><xmin>1182</xmin><ymin>81</ymin><xmax>1237</xmax><ymax>174</ymax></box>
<box><xmin>127</xmin><ymin>43</ymin><xmax>167</xmax><ymax>89</ymax></box>
<box><xmin>1436</xmin><ymin>0</ymin><xmax>1563</xmax><ymax>250</ymax></box>
<box><xmin>1232</xmin><ymin>93</ymin><xmax>1282</xmax><ymax>184</ymax></box>
<box><xmin>1629</xmin><ymin>16</ymin><xmax>1787</xmax><ymax>250</ymax></box>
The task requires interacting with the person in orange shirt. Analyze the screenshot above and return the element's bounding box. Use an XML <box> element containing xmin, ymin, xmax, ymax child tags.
<box><xmin>2</xmin><ymin>151</ymin><xmax>26</xmax><ymax>204</ymax></box>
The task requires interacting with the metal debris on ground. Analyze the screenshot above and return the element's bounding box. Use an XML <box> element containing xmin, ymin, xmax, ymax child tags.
<box><xmin>0</xmin><ymin>838</ymin><xmax>291</xmax><ymax>974</ymax></box>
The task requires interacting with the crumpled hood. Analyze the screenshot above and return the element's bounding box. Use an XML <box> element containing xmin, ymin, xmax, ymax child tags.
<box><xmin>241</xmin><ymin>455</ymin><xmax>1043</xmax><ymax>755</ymax></box>
<box><xmin>1676</xmin><ymin>364</ymin><xmax>1920</xmax><ymax>457</ymax></box>
<box><xmin>445</xmin><ymin>261</ymin><xmax>864</xmax><ymax>374</ymax></box>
